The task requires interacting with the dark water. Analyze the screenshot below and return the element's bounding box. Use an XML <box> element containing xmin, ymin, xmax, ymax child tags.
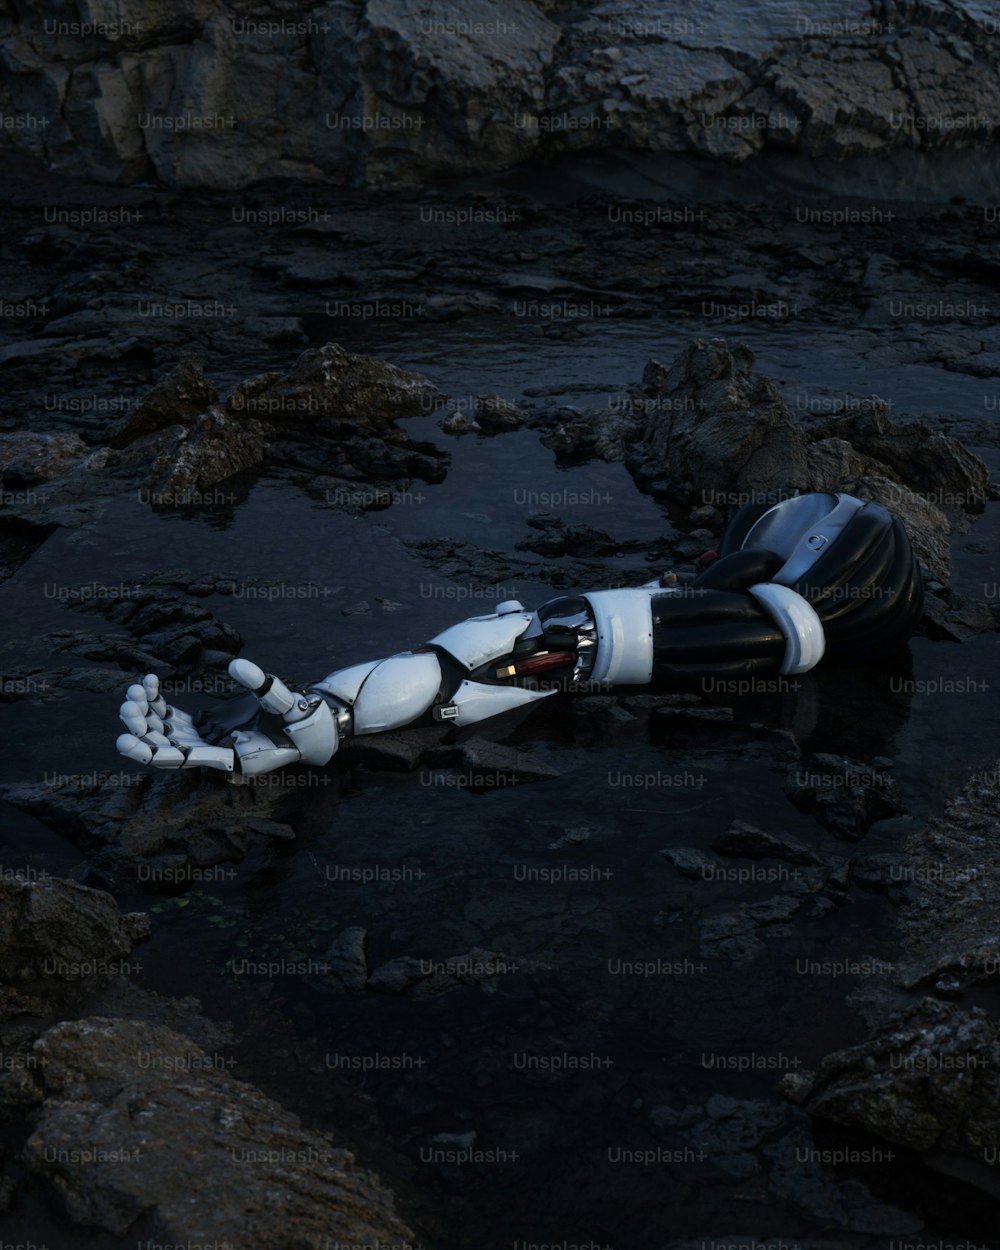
<box><xmin>3</xmin><ymin>152</ymin><xmax>1000</xmax><ymax>1248</ymax></box>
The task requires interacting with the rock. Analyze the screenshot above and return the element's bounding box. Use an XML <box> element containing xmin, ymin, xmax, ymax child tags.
<box><xmin>813</xmin><ymin>408</ymin><xmax>990</xmax><ymax>517</ymax></box>
<box><xmin>110</xmin><ymin>356</ymin><xmax>217</xmax><ymax>448</ymax></box>
<box><xmin>7</xmin><ymin>3</ymin><xmax>1000</xmax><ymax>189</ymax></box>
<box><xmin>786</xmin><ymin>998</ymin><xmax>1000</xmax><ymax>1158</ymax></box>
<box><xmin>15</xmin><ymin>1017</ymin><xmax>416</xmax><ymax>1247</ymax></box>
<box><xmin>322</xmin><ymin>927</ymin><xmax>369</xmax><ymax>993</ymax></box>
<box><xmin>629</xmin><ymin>339</ymin><xmax>811</xmax><ymax>506</ymax></box>
<box><xmin>441</xmin><ymin>411</ymin><xmax>480</xmax><ymax>434</ymax></box>
<box><xmin>0</xmin><ymin>877</ymin><xmax>149</xmax><ymax>1019</ymax></box>
<box><xmin>342</xmin><ymin>727</ymin><xmax>443</xmax><ymax>771</ymax></box>
<box><xmin>225</xmin><ymin>343</ymin><xmax>446</xmax><ymax>428</ymax></box>
<box><xmin>654</xmin><ymin>705</ymin><xmax>733</xmax><ymax>722</ymax></box>
<box><xmin>786</xmin><ymin>753</ymin><xmax>902</xmax><ymax>840</ymax></box>
<box><xmin>659</xmin><ymin>847</ymin><xmax>717</xmax><ymax>880</ymax></box>
<box><xmin>475</xmin><ymin>394</ymin><xmax>527</xmax><ymax>433</ymax></box>
<box><xmin>368</xmin><ymin>947</ymin><xmax>514</xmax><ymax>997</ymax></box>
<box><xmin>781</xmin><ymin>758</ymin><xmax>1000</xmax><ymax>1191</ymax></box>
<box><xmin>426</xmin><ymin>737</ymin><xmax>561</xmax><ymax>785</ymax></box>
<box><xmin>920</xmin><ymin>591</ymin><xmax>997</xmax><ymax>642</ymax></box>
<box><xmin>0</xmin><ymin>431</ymin><xmax>96</xmax><ymax>484</ymax></box>
<box><xmin>805</xmin><ymin>444</ymin><xmax>955</xmax><ymax>582</ymax></box>
<box><xmin>710</xmin><ymin>820</ymin><xmax>822</xmax><ymax>866</ymax></box>
<box><xmin>652</xmin><ymin>1096</ymin><xmax>789</xmax><ymax>1180</ymax></box>
<box><xmin>1</xmin><ymin>769</ymin><xmax>297</xmax><ymax>893</ymax></box>
<box><xmin>143</xmin><ymin>407</ymin><xmax>265</xmax><ymax>498</ymax></box>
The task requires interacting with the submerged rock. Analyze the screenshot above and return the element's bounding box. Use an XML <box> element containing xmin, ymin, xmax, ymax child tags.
<box><xmin>785</xmin><ymin>753</ymin><xmax>903</xmax><ymax>840</ymax></box>
<box><xmin>0</xmin><ymin>770</ymin><xmax>297</xmax><ymax>893</ymax></box>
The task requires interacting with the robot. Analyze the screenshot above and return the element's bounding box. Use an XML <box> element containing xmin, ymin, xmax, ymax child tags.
<box><xmin>116</xmin><ymin>491</ymin><xmax>923</xmax><ymax>779</ymax></box>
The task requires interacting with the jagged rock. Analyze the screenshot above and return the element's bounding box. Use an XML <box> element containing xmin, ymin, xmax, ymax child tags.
<box><xmin>110</xmin><ymin>355</ymin><xmax>217</xmax><ymax>448</ymax></box>
<box><xmin>368</xmin><ymin>947</ymin><xmax>515</xmax><ymax>997</ymax></box>
<box><xmin>786</xmin><ymin>753</ymin><xmax>902</xmax><ymax>840</ymax></box>
<box><xmin>783</xmin><ymin>998</ymin><xmax>1000</xmax><ymax>1158</ymax></box>
<box><xmin>475</xmin><ymin>394</ymin><xmax>528</xmax><ymax>433</ymax></box>
<box><xmin>322</xmin><ymin>927</ymin><xmax>369</xmax><ymax>992</ymax></box>
<box><xmin>14</xmin><ymin>1017</ymin><xmax>416</xmax><ymax>1248</ymax></box>
<box><xmin>710</xmin><ymin>820</ymin><xmax>822</xmax><ymax>865</ymax></box>
<box><xmin>812</xmin><ymin>408</ymin><xmax>990</xmax><ymax>517</ymax></box>
<box><xmin>659</xmin><ymin>846</ymin><xmax>717</xmax><ymax>879</ymax></box>
<box><xmin>225</xmin><ymin>343</ymin><xmax>446</xmax><ymax>428</ymax></box>
<box><xmin>629</xmin><ymin>339</ymin><xmax>811</xmax><ymax>505</ymax></box>
<box><xmin>143</xmin><ymin>407</ymin><xmax>265</xmax><ymax>498</ymax></box>
<box><xmin>0</xmin><ymin>431</ymin><xmax>97</xmax><ymax>484</ymax></box>
<box><xmin>920</xmin><ymin>590</ymin><xmax>997</xmax><ymax>642</ymax></box>
<box><xmin>7</xmin><ymin>2</ymin><xmax>1000</xmax><ymax>189</ymax></box>
<box><xmin>805</xmin><ymin>441</ymin><xmax>955</xmax><ymax>582</ymax></box>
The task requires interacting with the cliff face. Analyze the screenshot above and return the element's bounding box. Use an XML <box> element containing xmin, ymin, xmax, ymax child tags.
<box><xmin>2</xmin><ymin>0</ymin><xmax>1000</xmax><ymax>189</ymax></box>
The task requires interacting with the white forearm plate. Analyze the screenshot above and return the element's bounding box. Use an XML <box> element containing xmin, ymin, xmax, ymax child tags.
<box><xmin>583</xmin><ymin>589</ymin><xmax>655</xmax><ymax>685</ymax></box>
<box><xmin>351</xmin><ymin>651</ymin><xmax>443</xmax><ymax>733</ymax></box>
<box><xmin>433</xmin><ymin>680</ymin><xmax>558</xmax><ymax>726</ymax></box>
<box><xmin>747</xmin><ymin>582</ymin><xmax>826</xmax><ymax>675</ymax></box>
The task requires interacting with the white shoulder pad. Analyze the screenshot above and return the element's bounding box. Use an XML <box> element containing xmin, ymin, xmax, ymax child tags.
<box><xmin>428</xmin><ymin>608</ymin><xmax>534</xmax><ymax>670</ymax></box>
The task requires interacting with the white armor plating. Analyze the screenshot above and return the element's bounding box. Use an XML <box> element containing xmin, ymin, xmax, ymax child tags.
<box><xmin>312</xmin><ymin>660</ymin><xmax>383</xmax><ymax>704</ymax></box>
<box><xmin>348</xmin><ymin>651</ymin><xmax>443</xmax><ymax>733</ymax></box>
<box><xmin>583</xmin><ymin>589</ymin><xmax>656</xmax><ymax>685</ymax></box>
<box><xmin>429</xmin><ymin>608</ymin><xmax>534</xmax><ymax>670</ymax></box>
<box><xmin>747</xmin><ymin>583</ymin><xmax>825</xmax><ymax>675</ymax></box>
<box><xmin>433</xmin><ymin>679</ymin><xmax>557</xmax><ymax>726</ymax></box>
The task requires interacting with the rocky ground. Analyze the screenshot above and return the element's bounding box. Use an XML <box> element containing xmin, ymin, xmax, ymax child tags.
<box><xmin>3</xmin><ymin>154</ymin><xmax>1000</xmax><ymax>1246</ymax></box>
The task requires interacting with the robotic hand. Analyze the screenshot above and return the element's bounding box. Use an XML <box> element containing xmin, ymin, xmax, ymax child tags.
<box><xmin>116</xmin><ymin>491</ymin><xmax>923</xmax><ymax>779</ymax></box>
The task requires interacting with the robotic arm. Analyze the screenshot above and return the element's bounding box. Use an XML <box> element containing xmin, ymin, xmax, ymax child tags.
<box><xmin>116</xmin><ymin>491</ymin><xmax>923</xmax><ymax>778</ymax></box>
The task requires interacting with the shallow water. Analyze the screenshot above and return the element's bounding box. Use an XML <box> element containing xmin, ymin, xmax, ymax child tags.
<box><xmin>3</xmin><ymin>152</ymin><xmax>1000</xmax><ymax>1247</ymax></box>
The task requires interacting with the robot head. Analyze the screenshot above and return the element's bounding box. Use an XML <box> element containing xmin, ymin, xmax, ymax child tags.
<box><xmin>715</xmin><ymin>489</ymin><xmax>923</xmax><ymax>654</ymax></box>
<box><xmin>738</xmin><ymin>492</ymin><xmax>865</xmax><ymax>586</ymax></box>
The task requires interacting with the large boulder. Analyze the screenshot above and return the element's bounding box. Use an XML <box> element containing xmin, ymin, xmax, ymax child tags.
<box><xmin>15</xmin><ymin>1016</ymin><xmax>416</xmax><ymax>1248</ymax></box>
